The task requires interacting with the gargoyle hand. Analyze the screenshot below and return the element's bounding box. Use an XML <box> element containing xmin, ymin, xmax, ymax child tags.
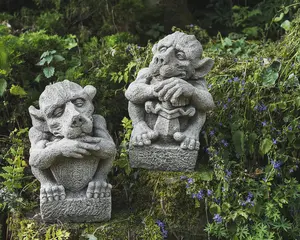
<box><xmin>154</xmin><ymin>77</ymin><xmax>195</xmax><ymax>104</ymax></box>
<box><xmin>55</xmin><ymin>137</ymin><xmax>101</xmax><ymax>158</ymax></box>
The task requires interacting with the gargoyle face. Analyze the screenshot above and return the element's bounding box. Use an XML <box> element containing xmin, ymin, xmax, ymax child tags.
<box><xmin>149</xmin><ymin>31</ymin><xmax>213</xmax><ymax>80</ymax></box>
<box><xmin>29</xmin><ymin>80</ymin><xmax>97</xmax><ymax>139</ymax></box>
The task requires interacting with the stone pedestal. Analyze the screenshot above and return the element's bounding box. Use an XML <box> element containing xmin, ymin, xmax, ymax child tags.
<box><xmin>129</xmin><ymin>144</ymin><xmax>197</xmax><ymax>171</ymax></box>
<box><xmin>41</xmin><ymin>191</ymin><xmax>111</xmax><ymax>222</ymax></box>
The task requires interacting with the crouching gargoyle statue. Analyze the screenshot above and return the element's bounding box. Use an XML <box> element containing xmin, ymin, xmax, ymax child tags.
<box><xmin>28</xmin><ymin>80</ymin><xmax>116</xmax><ymax>222</ymax></box>
<box><xmin>125</xmin><ymin>31</ymin><xmax>215</xmax><ymax>171</ymax></box>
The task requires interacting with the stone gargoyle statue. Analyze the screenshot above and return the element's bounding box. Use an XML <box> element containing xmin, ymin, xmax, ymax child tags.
<box><xmin>28</xmin><ymin>80</ymin><xmax>116</xmax><ymax>222</ymax></box>
<box><xmin>125</xmin><ymin>31</ymin><xmax>215</xmax><ymax>171</ymax></box>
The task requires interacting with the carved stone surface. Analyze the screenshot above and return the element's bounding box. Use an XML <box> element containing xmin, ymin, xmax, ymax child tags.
<box><xmin>125</xmin><ymin>32</ymin><xmax>215</xmax><ymax>171</ymax></box>
<box><xmin>129</xmin><ymin>144</ymin><xmax>197</xmax><ymax>171</ymax></box>
<box><xmin>28</xmin><ymin>80</ymin><xmax>116</xmax><ymax>222</ymax></box>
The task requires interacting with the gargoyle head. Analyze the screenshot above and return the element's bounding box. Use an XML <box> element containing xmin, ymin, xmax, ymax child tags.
<box><xmin>149</xmin><ymin>31</ymin><xmax>214</xmax><ymax>80</ymax></box>
<box><xmin>29</xmin><ymin>80</ymin><xmax>96</xmax><ymax>139</ymax></box>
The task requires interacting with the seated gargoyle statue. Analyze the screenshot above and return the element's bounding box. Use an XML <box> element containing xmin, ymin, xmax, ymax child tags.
<box><xmin>28</xmin><ymin>80</ymin><xmax>116</xmax><ymax>204</ymax></box>
<box><xmin>125</xmin><ymin>31</ymin><xmax>215</xmax><ymax>151</ymax></box>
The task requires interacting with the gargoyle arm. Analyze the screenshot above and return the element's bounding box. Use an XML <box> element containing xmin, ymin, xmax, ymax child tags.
<box><xmin>92</xmin><ymin>114</ymin><xmax>117</xmax><ymax>160</ymax></box>
<box><xmin>190</xmin><ymin>79</ymin><xmax>215</xmax><ymax>112</ymax></box>
<box><xmin>29</xmin><ymin>127</ymin><xmax>61</xmax><ymax>170</ymax></box>
<box><xmin>125</xmin><ymin>68</ymin><xmax>158</xmax><ymax>104</ymax></box>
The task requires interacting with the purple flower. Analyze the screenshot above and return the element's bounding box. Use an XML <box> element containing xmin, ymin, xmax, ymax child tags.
<box><xmin>210</xmin><ymin>130</ymin><xmax>215</xmax><ymax>136</ymax></box>
<box><xmin>272</xmin><ymin>139</ymin><xmax>277</xmax><ymax>144</ymax></box>
<box><xmin>219</xmin><ymin>122</ymin><xmax>223</xmax><ymax>126</ymax></box>
<box><xmin>188</xmin><ymin>178</ymin><xmax>194</xmax><ymax>184</ymax></box>
<box><xmin>262</xmin><ymin>121</ymin><xmax>267</xmax><ymax>127</ymax></box>
<box><xmin>225</xmin><ymin>169</ymin><xmax>232</xmax><ymax>178</ymax></box>
<box><xmin>223</xmin><ymin>104</ymin><xmax>228</xmax><ymax>109</ymax></box>
<box><xmin>156</xmin><ymin>220</ymin><xmax>167</xmax><ymax>239</ymax></box>
<box><xmin>221</xmin><ymin>139</ymin><xmax>229</xmax><ymax>147</ymax></box>
<box><xmin>271</xmin><ymin>160</ymin><xmax>282</xmax><ymax>170</ymax></box>
<box><xmin>156</xmin><ymin>220</ymin><xmax>164</xmax><ymax>228</ymax></box>
<box><xmin>228</xmin><ymin>98</ymin><xmax>232</xmax><ymax>102</ymax></box>
<box><xmin>228</xmin><ymin>79</ymin><xmax>233</xmax><ymax>83</ymax></box>
<box><xmin>189</xmin><ymin>24</ymin><xmax>194</xmax><ymax>27</ymax></box>
<box><xmin>234</xmin><ymin>77</ymin><xmax>239</xmax><ymax>82</ymax></box>
<box><xmin>207</xmin><ymin>189</ymin><xmax>213</xmax><ymax>196</ymax></box>
<box><xmin>288</xmin><ymin>126</ymin><xmax>293</xmax><ymax>131</ymax></box>
<box><xmin>180</xmin><ymin>176</ymin><xmax>187</xmax><ymax>180</ymax></box>
<box><xmin>241</xmin><ymin>80</ymin><xmax>245</xmax><ymax>85</ymax></box>
<box><xmin>196</xmin><ymin>190</ymin><xmax>204</xmax><ymax>200</ymax></box>
<box><xmin>213</xmin><ymin>214</ymin><xmax>222</xmax><ymax>224</ymax></box>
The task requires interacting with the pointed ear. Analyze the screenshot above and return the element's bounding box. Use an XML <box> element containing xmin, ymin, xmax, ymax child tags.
<box><xmin>28</xmin><ymin>106</ymin><xmax>49</xmax><ymax>132</ymax></box>
<box><xmin>152</xmin><ymin>43</ymin><xmax>158</xmax><ymax>54</ymax></box>
<box><xmin>193</xmin><ymin>57</ymin><xmax>214</xmax><ymax>79</ymax></box>
<box><xmin>84</xmin><ymin>85</ymin><xmax>96</xmax><ymax>100</ymax></box>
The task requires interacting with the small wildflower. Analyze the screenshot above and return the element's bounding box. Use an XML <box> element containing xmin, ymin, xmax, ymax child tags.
<box><xmin>180</xmin><ymin>176</ymin><xmax>187</xmax><ymax>180</ymax></box>
<box><xmin>221</xmin><ymin>187</ymin><xmax>225</xmax><ymax>192</ymax></box>
<box><xmin>207</xmin><ymin>189</ymin><xmax>213</xmax><ymax>196</ymax></box>
<box><xmin>288</xmin><ymin>126</ymin><xmax>293</xmax><ymax>131</ymax></box>
<box><xmin>196</xmin><ymin>190</ymin><xmax>204</xmax><ymax>200</ymax></box>
<box><xmin>156</xmin><ymin>220</ymin><xmax>167</xmax><ymax>239</ymax></box>
<box><xmin>272</xmin><ymin>139</ymin><xmax>277</xmax><ymax>144</ymax></box>
<box><xmin>233</xmin><ymin>77</ymin><xmax>239</xmax><ymax>82</ymax></box>
<box><xmin>241</xmin><ymin>80</ymin><xmax>245</xmax><ymax>85</ymax></box>
<box><xmin>221</xmin><ymin>139</ymin><xmax>229</xmax><ymax>147</ymax></box>
<box><xmin>209</xmin><ymin>130</ymin><xmax>215</xmax><ymax>136</ymax></box>
<box><xmin>189</xmin><ymin>24</ymin><xmax>194</xmax><ymax>27</ymax></box>
<box><xmin>271</xmin><ymin>160</ymin><xmax>282</xmax><ymax>170</ymax></box>
<box><xmin>225</xmin><ymin>169</ymin><xmax>232</xmax><ymax>178</ymax></box>
<box><xmin>227</xmin><ymin>98</ymin><xmax>231</xmax><ymax>102</ymax></box>
<box><xmin>219</xmin><ymin>122</ymin><xmax>223</xmax><ymax>126</ymax></box>
<box><xmin>228</xmin><ymin>79</ymin><xmax>233</xmax><ymax>83</ymax></box>
<box><xmin>223</xmin><ymin>104</ymin><xmax>228</xmax><ymax>109</ymax></box>
<box><xmin>262</xmin><ymin>121</ymin><xmax>267</xmax><ymax>127</ymax></box>
<box><xmin>188</xmin><ymin>178</ymin><xmax>194</xmax><ymax>184</ymax></box>
<box><xmin>213</xmin><ymin>214</ymin><xmax>222</xmax><ymax>224</ymax></box>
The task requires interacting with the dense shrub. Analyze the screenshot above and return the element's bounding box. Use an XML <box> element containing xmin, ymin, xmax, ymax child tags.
<box><xmin>0</xmin><ymin>2</ymin><xmax>300</xmax><ymax>240</ymax></box>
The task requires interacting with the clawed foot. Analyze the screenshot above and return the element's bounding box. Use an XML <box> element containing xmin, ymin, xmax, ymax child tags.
<box><xmin>40</xmin><ymin>183</ymin><xmax>65</xmax><ymax>203</ymax></box>
<box><xmin>131</xmin><ymin>121</ymin><xmax>158</xmax><ymax>146</ymax></box>
<box><xmin>86</xmin><ymin>180</ymin><xmax>112</xmax><ymax>198</ymax></box>
<box><xmin>174</xmin><ymin>131</ymin><xmax>200</xmax><ymax>150</ymax></box>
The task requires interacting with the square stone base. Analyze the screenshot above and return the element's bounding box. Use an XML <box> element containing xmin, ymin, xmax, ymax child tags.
<box><xmin>129</xmin><ymin>144</ymin><xmax>197</xmax><ymax>171</ymax></box>
<box><xmin>41</xmin><ymin>196</ymin><xmax>111</xmax><ymax>223</ymax></box>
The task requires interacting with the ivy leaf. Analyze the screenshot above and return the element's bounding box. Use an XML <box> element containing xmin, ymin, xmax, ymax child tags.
<box><xmin>209</xmin><ymin>203</ymin><xmax>221</xmax><ymax>214</ymax></box>
<box><xmin>274</xmin><ymin>12</ymin><xmax>284</xmax><ymax>22</ymax></box>
<box><xmin>259</xmin><ymin>138</ymin><xmax>273</xmax><ymax>155</ymax></box>
<box><xmin>232</xmin><ymin>130</ymin><xmax>244</xmax><ymax>156</ymax></box>
<box><xmin>44</xmin><ymin>55</ymin><xmax>53</xmax><ymax>64</ymax></box>
<box><xmin>281</xmin><ymin>20</ymin><xmax>291</xmax><ymax>31</ymax></box>
<box><xmin>53</xmin><ymin>55</ymin><xmax>65</xmax><ymax>62</ymax></box>
<box><xmin>82</xmin><ymin>234</ymin><xmax>97</xmax><ymax>240</ymax></box>
<box><xmin>43</xmin><ymin>66</ymin><xmax>55</xmax><ymax>78</ymax></box>
<box><xmin>0</xmin><ymin>78</ymin><xmax>7</xmax><ymax>96</ymax></box>
<box><xmin>34</xmin><ymin>74</ymin><xmax>42</xmax><ymax>83</ymax></box>
<box><xmin>10</xmin><ymin>84</ymin><xmax>27</xmax><ymax>97</ymax></box>
<box><xmin>36</xmin><ymin>58</ymin><xmax>46</xmax><ymax>66</ymax></box>
<box><xmin>261</xmin><ymin>61</ymin><xmax>281</xmax><ymax>86</ymax></box>
<box><xmin>198</xmin><ymin>169</ymin><xmax>213</xmax><ymax>181</ymax></box>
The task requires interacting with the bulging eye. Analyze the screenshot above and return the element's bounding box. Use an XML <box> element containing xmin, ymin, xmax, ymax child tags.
<box><xmin>176</xmin><ymin>51</ymin><xmax>186</xmax><ymax>60</ymax></box>
<box><xmin>52</xmin><ymin>107</ymin><xmax>64</xmax><ymax>118</ymax></box>
<box><xmin>73</xmin><ymin>98</ymin><xmax>85</xmax><ymax>107</ymax></box>
<box><xmin>159</xmin><ymin>46</ymin><xmax>167</xmax><ymax>53</ymax></box>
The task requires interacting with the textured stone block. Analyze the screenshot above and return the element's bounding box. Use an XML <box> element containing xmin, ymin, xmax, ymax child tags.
<box><xmin>129</xmin><ymin>144</ymin><xmax>197</xmax><ymax>171</ymax></box>
<box><xmin>41</xmin><ymin>195</ymin><xmax>111</xmax><ymax>223</ymax></box>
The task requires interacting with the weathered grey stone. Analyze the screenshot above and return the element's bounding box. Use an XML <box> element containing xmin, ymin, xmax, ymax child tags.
<box><xmin>129</xmin><ymin>144</ymin><xmax>197</xmax><ymax>171</ymax></box>
<box><xmin>125</xmin><ymin>32</ymin><xmax>214</xmax><ymax>171</ymax></box>
<box><xmin>28</xmin><ymin>80</ymin><xmax>116</xmax><ymax>222</ymax></box>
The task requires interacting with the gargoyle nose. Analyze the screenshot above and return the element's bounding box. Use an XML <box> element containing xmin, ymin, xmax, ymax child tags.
<box><xmin>154</xmin><ymin>57</ymin><xmax>165</xmax><ymax>65</ymax></box>
<box><xmin>71</xmin><ymin>115</ymin><xmax>84</xmax><ymax>128</ymax></box>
